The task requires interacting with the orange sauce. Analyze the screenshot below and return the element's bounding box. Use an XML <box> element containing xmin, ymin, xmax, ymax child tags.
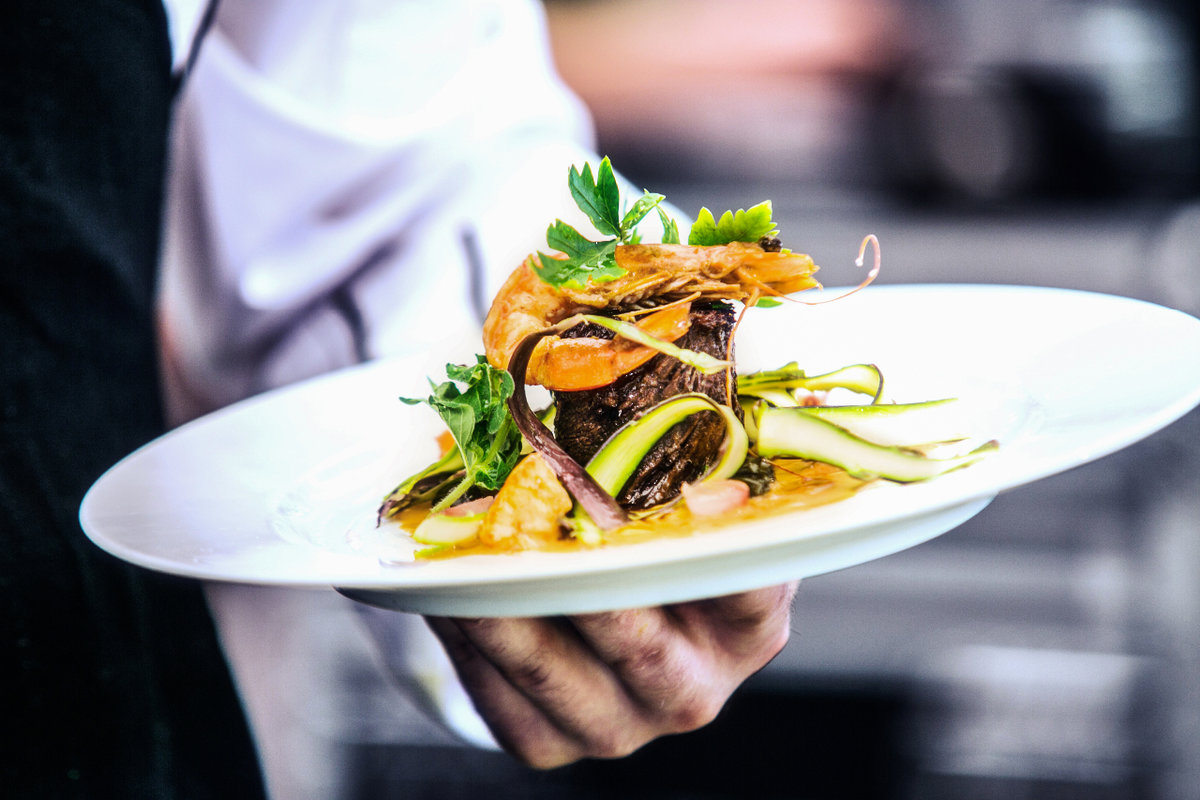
<box><xmin>401</xmin><ymin>459</ymin><xmax>866</xmax><ymax>559</ymax></box>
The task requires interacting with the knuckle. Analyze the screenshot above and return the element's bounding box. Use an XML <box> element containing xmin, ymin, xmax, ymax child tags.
<box><xmin>663</xmin><ymin>691</ymin><xmax>724</xmax><ymax>733</ymax></box>
<box><xmin>506</xmin><ymin>656</ymin><xmax>558</xmax><ymax>694</ymax></box>
<box><xmin>717</xmin><ymin>582</ymin><xmax>797</xmax><ymax>631</ymax></box>
<box><xmin>726</xmin><ymin>601</ymin><xmax>795</xmax><ymax>670</ymax></box>
<box><xmin>580</xmin><ymin>726</ymin><xmax>646</xmax><ymax>761</ymax></box>
<box><xmin>615</xmin><ymin>642</ymin><xmax>676</xmax><ymax>683</ymax></box>
<box><xmin>576</xmin><ymin>607</ymin><xmax>644</xmax><ymax>639</ymax></box>
<box><xmin>506</xmin><ymin>733</ymin><xmax>578</xmax><ymax>771</ymax></box>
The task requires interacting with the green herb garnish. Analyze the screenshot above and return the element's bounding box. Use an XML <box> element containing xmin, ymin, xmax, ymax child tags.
<box><xmin>536</xmin><ymin>160</ymin><xmax>783</xmax><ymax>288</ymax></box>
<box><xmin>688</xmin><ymin>200</ymin><xmax>779</xmax><ymax>246</ymax></box>
<box><xmin>536</xmin><ymin>157</ymin><xmax>676</xmax><ymax>289</ymax></box>
<box><xmin>402</xmin><ymin>356</ymin><xmax>522</xmax><ymax>510</ymax></box>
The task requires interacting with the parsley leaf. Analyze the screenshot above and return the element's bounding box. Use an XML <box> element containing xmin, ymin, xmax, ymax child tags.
<box><xmin>537</xmin><ymin>222</ymin><xmax>622</xmax><ymax>288</ymax></box>
<box><xmin>621</xmin><ymin>189</ymin><xmax>668</xmax><ymax>233</ymax></box>
<box><xmin>568</xmin><ymin>160</ymin><xmax>622</xmax><ymax>237</ymax></box>
<box><xmin>687</xmin><ymin>201</ymin><xmax>779</xmax><ymax>246</ymax></box>
<box><xmin>535</xmin><ymin>157</ymin><xmax>678</xmax><ymax>289</ymax></box>
<box><xmin>402</xmin><ymin>356</ymin><xmax>522</xmax><ymax>508</ymax></box>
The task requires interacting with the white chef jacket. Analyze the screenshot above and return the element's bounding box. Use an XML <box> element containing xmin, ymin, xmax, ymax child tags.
<box><xmin>159</xmin><ymin>0</ymin><xmax>598</xmax><ymax>420</ymax></box>
<box><xmin>156</xmin><ymin>2</ymin><xmax>610</xmax><ymax>797</ymax></box>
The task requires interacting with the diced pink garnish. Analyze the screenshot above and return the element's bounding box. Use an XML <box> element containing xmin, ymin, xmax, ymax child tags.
<box><xmin>681</xmin><ymin>479</ymin><xmax>750</xmax><ymax>517</ymax></box>
<box><xmin>445</xmin><ymin>496</ymin><xmax>495</xmax><ymax>517</ymax></box>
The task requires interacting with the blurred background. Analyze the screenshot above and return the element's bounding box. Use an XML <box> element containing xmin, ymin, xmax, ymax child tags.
<box><xmin>289</xmin><ymin>1</ymin><xmax>1200</xmax><ymax>797</ymax></box>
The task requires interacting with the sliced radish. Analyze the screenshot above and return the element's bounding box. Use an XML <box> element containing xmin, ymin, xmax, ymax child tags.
<box><xmin>681</xmin><ymin>479</ymin><xmax>751</xmax><ymax>517</ymax></box>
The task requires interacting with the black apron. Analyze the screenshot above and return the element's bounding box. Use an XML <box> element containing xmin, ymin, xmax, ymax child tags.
<box><xmin>1</xmin><ymin>1</ymin><xmax>265</xmax><ymax>796</ymax></box>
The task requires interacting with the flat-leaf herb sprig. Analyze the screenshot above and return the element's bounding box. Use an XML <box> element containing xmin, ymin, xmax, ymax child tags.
<box><xmin>535</xmin><ymin>157</ymin><xmax>679</xmax><ymax>289</ymax></box>
<box><xmin>535</xmin><ymin>158</ymin><xmax>785</xmax><ymax>292</ymax></box>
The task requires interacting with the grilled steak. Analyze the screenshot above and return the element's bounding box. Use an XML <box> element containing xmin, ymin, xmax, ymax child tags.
<box><xmin>553</xmin><ymin>302</ymin><xmax>739</xmax><ymax>508</ymax></box>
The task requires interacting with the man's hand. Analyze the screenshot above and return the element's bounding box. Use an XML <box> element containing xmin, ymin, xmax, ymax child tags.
<box><xmin>425</xmin><ymin>581</ymin><xmax>798</xmax><ymax>768</ymax></box>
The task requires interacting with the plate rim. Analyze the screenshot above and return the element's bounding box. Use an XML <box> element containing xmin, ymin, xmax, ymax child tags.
<box><xmin>79</xmin><ymin>283</ymin><xmax>1200</xmax><ymax>609</ymax></box>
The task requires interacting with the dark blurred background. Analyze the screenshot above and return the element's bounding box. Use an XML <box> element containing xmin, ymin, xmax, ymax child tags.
<box><xmin>335</xmin><ymin>1</ymin><xmax>1200</xmax><ymax>797</ymax></box>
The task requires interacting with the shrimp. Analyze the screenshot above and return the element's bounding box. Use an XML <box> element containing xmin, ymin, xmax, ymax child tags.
<box><xmin>567</xmin><ymin>241</ymin><xmax>819</xmax><ymax>307</ymax></box>
<box><xmin>482</xmin><ymin>242</ymin><xmax>819</xmax><ymax>390</ymax></box>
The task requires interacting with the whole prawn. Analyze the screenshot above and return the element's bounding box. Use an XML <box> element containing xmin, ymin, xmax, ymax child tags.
<box><xmin>483</xmin><ymin>241</ymin><xmax>820</xmax><ymax>391</ymax></box>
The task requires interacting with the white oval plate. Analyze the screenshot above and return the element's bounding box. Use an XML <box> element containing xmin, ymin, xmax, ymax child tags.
<box><xmin>80</xmin><ymin>285</ymin><xmax>1200</xmax><ymax>616</ymax></box>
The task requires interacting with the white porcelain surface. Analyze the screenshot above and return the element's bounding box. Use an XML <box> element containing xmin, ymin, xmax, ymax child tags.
<box><xmin>80</xmin><ymin>285</ymin><xmax>1200</xmax><ymax>616</ymax></box>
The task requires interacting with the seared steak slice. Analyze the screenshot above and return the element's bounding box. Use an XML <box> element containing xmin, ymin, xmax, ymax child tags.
<box><xmin>553</xmin><ymin>303</ymin><xmax>738</xmax><ymax>509</ymax></box>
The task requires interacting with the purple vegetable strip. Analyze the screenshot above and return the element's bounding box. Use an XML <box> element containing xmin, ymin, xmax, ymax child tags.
<box><xmin>506</xmin><ymin>327</ymin><xmax>630</xmax><ymax>531</ymax></box>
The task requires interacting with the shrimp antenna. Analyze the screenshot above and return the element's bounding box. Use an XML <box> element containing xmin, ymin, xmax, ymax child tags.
<box><xmin>797</xmin><ymin>234</ymin><xmax>881</xmax><ymax>306</ymax></box>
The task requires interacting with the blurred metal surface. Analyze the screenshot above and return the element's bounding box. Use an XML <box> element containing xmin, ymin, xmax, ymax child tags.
<box><xmin>876</xmin><ymin>0</ymin><xmax>1198</xmax><ymax>202</ymax></box>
